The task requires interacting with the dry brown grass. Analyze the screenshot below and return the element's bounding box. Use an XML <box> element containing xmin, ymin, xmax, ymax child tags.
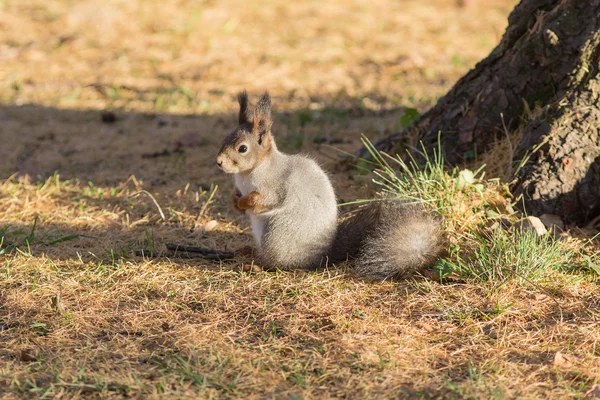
<box><xmin>2</xmin><ymin>0</ymin><xmax>600</xmax><ymax>398</ymax></box>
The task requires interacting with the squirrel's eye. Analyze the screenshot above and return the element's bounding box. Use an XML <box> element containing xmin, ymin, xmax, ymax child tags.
<box><xmin>238</xmin><ymin>145</ymin><xmax>248</xmax><ymax>153</ymax></box>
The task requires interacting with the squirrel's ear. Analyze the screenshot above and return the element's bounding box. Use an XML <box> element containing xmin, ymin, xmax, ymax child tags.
<box><xmin>237</xmin><ymin>90</ymin><xmax>253</xmax><ymax>125</ymax></box>
<box><xmin>252</xmin><ymin>92</ymin><xmax>272</xmax><ymax>144</ymax></box>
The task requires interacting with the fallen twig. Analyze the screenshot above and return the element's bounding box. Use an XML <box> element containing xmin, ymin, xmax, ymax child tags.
<box><xmin>135</xmin><ymin>245</ymin><xmax>236</xmax><ymax>261</ymax></box>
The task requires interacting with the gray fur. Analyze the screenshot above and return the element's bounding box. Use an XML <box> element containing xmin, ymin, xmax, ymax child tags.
<box><xmin>218</xmin><ymin>91</ymin><xmax>337</xmax><ymax>270</ymax></box>
<box><xmin>237</xmin><ymin>149</ymin><xmax>338</xmax><ymax>270</ymax></box>
<box><xmin>217</xmin><ymin>91</ymin><xmax>445</xmax><ymax>279</ymax></box>
<box><xmin>330</xmin><ymin>200</ymin><xmax>445</xmax><ymax>281</ymax></box>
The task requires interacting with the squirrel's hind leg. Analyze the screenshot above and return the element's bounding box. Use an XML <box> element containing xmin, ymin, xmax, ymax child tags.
<box><xmin>235</xmin><ymin>246</ymin><xmax>277</xmax><ymax>273</ymax></box>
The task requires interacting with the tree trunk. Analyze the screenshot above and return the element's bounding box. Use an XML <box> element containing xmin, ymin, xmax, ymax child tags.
<box><xmin>370</xmin><ymin>0</ymin><xmax>600</xmax><ymax>224</ymax></box>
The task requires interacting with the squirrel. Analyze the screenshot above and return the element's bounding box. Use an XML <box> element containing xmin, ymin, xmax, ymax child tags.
<box><xmin>216</xmin><ymin>91</ymin><xmax>445</xmax><ymax>281</ymax></box>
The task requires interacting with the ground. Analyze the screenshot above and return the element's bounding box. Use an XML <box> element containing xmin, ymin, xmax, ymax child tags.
<box><xmin>1</xmin><ymin>0</ymin><xmax>599</xmax><ymax>398</ymax></box>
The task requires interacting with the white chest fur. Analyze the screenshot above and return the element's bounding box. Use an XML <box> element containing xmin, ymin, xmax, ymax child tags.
<box><xmin>234</xmin><ymin>174</ymin><xmax>256</xmax><ymax>196</ymax></box>
<box><xmin>233</xmin><ymin>174</ymin><xmax>268</xmax><ymax>248</ymax></box>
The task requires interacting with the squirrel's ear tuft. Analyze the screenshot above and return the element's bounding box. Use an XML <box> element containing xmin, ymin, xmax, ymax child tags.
<box><xmin>237</xmin><ymin>90</ymin><xmax>253</xmax><ymax>125</ymax></box>
<box><xmin>253</xmin><ymin>91</ymin><xmax>272</xmax><ymax>144</ymax></box>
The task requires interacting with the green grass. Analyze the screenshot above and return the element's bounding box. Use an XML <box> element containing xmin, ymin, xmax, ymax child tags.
<box><xmin>362</xmin><ymin>136</ymin><xmax>598</xmax><ymax>285</ymax></box>
<box><xmin>0</xmin><ymin>217</ymin><xmax>80</xmax><ymax>256</ymax></box>
<box><xmin>362</xmin><ymin>135</ymin><xmax>466</xmax><ymax>214</ymax></box>
<box><xmin>452</xmin><ymin>228</ymin><xmax>577</xmax><ymax>283</ymax></box>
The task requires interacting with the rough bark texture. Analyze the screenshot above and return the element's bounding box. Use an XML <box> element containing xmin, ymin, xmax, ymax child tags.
<box><xmin>372</xmin><ymin>0</ymin><xmax>600</xmax><ymax>224</ymax></box>
<box><xmin>515</xmin><ymin>73</ymin><xmax>600</xmax><ymax>223</ymax></box>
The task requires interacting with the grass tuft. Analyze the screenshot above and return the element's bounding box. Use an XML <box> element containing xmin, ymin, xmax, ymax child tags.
<box><xmin>362</xmin><ymin>136</ymin><xmax>598</xmax><ymax>284</ymax></box>
<box><xmin>451</xmin><ymin>228</ymin><xmax>576</xmax><ymax>283</ymax></box>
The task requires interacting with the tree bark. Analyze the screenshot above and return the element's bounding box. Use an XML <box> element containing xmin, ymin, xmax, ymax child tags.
<box><xmin>370</xmin><ymin>0</ymin><xmax>600</xmax><ymax>224</ymax></box>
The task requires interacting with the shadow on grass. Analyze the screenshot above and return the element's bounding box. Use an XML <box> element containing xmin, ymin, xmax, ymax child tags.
<box><xmin>0</xmin><ymin>219</ymin><xmax>244</xmax><ymax>268</ymax></box>
<box><xmin>0</xmin><ymin>98</ymin><xmax>410</xmax><ymax>271</ymax></box>
<box><xmin>0</xmin><ymin>99</ymin><xmax>406</xmax><ymax>188</ymax></box>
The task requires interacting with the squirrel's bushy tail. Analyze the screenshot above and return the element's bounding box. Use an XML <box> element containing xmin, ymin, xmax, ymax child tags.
<box><xmin>329</xmin><ymin>199</ymin><xmax>445</xmax><ymax>281</ymax></box>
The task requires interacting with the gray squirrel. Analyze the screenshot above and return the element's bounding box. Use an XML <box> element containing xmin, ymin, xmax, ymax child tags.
<box><xmin>216</xmin><ymin>91</ymin><xmax>445</xmax><ymax>281</ymax></box>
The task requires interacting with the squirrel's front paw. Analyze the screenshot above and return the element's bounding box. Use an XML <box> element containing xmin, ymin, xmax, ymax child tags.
<box><xmin>237</xmin><ymin>191</ymin><xmax>262</xmax><ymax>211</ymax></box>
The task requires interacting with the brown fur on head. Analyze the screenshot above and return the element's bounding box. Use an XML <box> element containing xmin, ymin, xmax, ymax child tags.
<box><xmin>216</xmin><ymin>91</ymin><xmax>273</xmax><ymax>174</ymax></box>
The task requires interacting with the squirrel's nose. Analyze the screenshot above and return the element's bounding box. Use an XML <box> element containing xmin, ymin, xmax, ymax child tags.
<box><xmin>216</xmin><ymin>159</ymin><xmax>223</xmax><ymax>167</ymax></box>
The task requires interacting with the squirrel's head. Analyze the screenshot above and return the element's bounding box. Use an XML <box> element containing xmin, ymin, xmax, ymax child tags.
<box><xmin>216</xmin><ymin>91</ymin><xmax>274</xmax><ymax>174</ymax></box>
